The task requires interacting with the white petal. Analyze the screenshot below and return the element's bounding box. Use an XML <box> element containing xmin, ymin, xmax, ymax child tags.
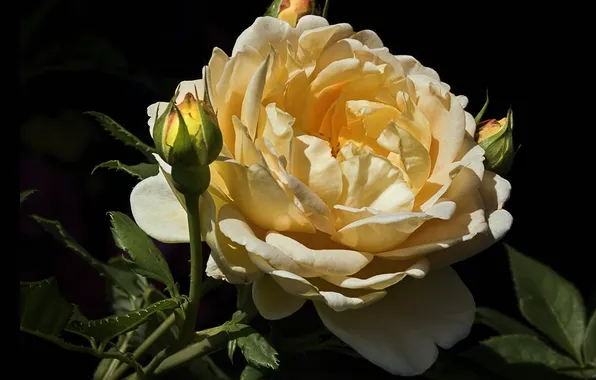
<box><xmin>322</xmin><ymin>257</ymin><xmax>428</xmax><ymax>290</ymax></box>
<box><xmin>130</xmin><ymin>171</ymin><xmax>189</xmax><ymax>243</ymax></box>
<box><xmin>350</xmin><ymin>30</ymin><xmax>384</xmax><ymax>48</ymax></box>
<box><xmin>315</xmin><ymin>267</ymin><xmax>475</xmax><ymax>376</ymax></box>
<box><xmin>479</xmin><ymin>171</ymin><xmax>512</xmax><ymax>214</ymax></box>
<box><xmin>428</xmin><ymin>209</ymin><xmax>513</xmax><ymax>269</ymax></box>
<box><xmin>252</xmin><ymin>274</ymin><xmax>306</xmax><ymax>320</ymax></box>
<box><xmin>232</xmin><ymin>17</ymin><xmax>296</xmax><ymax>57</ymax></box>
<box><xmin>265</xmin><ymin>232</ymin><xmax>373</xmax><ymax>276</ymax></box>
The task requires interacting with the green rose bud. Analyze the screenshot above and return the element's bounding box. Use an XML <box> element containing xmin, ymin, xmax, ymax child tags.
<box><xmin>152</xmin><ymin>74</ymin><xmax>222</xmax><ymax>194</ymax></box>
<box><xmin>476</xmin><ymin>108</ymin><xmax>515</xmax><ymax>177</ymax></box>
<box><xmin>265</xmin><ymin>0</ymin><xmax>316</xmax><ymax>27</ymax></box>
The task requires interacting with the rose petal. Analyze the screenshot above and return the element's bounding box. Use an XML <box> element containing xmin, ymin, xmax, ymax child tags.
<box><xmin>314</xmin><ymin>267</ymin><xmax>475</xmax><ymax>376</ymax></box>
<box><xmin>213</xmin><ymin>160</ymin><xmax>315</xmax><ymax>233</ymax></box>
<box><xmin>215</xmin><ymin>46</ymin><xmax>264</xmax><ymax>151</ymax></box>
<box><xmin>377</xmin><ymin>165</ymin><xmax>488</xmax><ymax>259</ymax></box>
<box><xmin>252</xmin><ymin>273</ymin><xmax>306</xmax><ymax>320</ymax></box>
<box><xmin>331</xmin><ymin>201</ymin><xmax>455</xmax><ymax>252</ymax></box>
<box><xmin>130</xmin><ymin>171</ymin><xmax>189</xmax><ymax>243</ymax></box>
<box><xmin>479</xmin><ymin>171</ymin><xmax>512</xmax><ymax>214</ymax></box>
<box><xmin>417</xmin><ymin>82</ymin><xmax>467</xmax><ymax>182</ymax></box>
<box><xmin>241</xmin><ymin>53</ymin><xmax>272</xmax><ymax>139</ymax></box>
<box><xmin>321</xmin><ymin>257</ymin><xmax>428</xmax><ymax>290</ymax></box>
<box><xmin>200</xmin><ymin>190</ymin><xmax>261</xmax><ymax>284</ymax></box>
<box><xmin>265</xmin><ymin>231</ymin><xmax>373</xmax><ymax>276</ymax></box>
<box><xmin>291</xmin><ymin>135</ymin><xmax>343</xmax><ymax>206</ymax></box>
<box><xmin>218</xmin><ymin>204</ymin><xmax>312</xmax><ymax>275</ymax></box>
<box><xmin>338</xmin><ymin>150</ymin><xmax>414</xmax><ymax>213</ymax></box>
<box><xmin>350</xmin><ymin>30</ymin><xmax>384</xmax><ymax>49</ymax></box>
<box><xmin>232</xmin><ymin>116</ymin><xmax>267</xmax><ymax>167</ymax></box>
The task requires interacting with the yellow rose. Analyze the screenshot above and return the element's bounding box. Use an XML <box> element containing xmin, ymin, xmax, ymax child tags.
<box><xmin>131</xmin><ymin>16</ymin><xmax>513</xmax><ymax>376</ymax></box>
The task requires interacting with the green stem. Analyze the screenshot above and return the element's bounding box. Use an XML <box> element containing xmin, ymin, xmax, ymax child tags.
<box><xmin>152</xmin><ymin>331</ymin><xmax>229</xmax><ymax>376</ymax></box>
<box><xmin>322</xmin><ymin>0</ymin><xmax>330</xmax><ymax>18</ymax></box>
<box><xmin>110</xmin><ymin>310</ymin><xmax>181</xmax><ymax>379</ymax></box>
<box><xmin>21</xmin><ymin>327</ymin><xmax>144</xmax><ymax>379</ymax></box>
<box><xmin>102</xmin><ymin>332</ymin><xmax>134</xmax><ymax>380</ymax></box>
<box><xmin>179</xmin><ymin>194</ymin><xmax>203</xmax><ymax>345</ymax></box>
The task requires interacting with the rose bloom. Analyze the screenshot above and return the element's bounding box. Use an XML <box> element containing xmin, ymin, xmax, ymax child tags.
<box><xmin>131</xmin><ymin>16</ymin><xmax>512</xmax><ymax>376</ymax></box>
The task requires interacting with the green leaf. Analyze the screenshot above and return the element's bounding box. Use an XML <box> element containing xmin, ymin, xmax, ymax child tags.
<box><xmin>92</xmin><ymin>160</ymin><xmax>158</xmax><ymax>180</ymax></box>
<box><xmin>65</xmin><ymin>298</ymin><xmax>182</xmax><ymax>343</ymax></box>
<box><xmin>584</xmin><ymin>311</ymin><xmax>596</xmax><ymax>365</ymax></box>
<box><xmin>476</xmin><ymin>307</ymin><xmax>540</xmax><ymax>337</ymax></box>
<box><xmin>32</xmin><ymin>216</ymin><xmax>139</xmax><ymax>297</ymax></box>
<box><xmin>108</xmin><ymin>211</ymin><xmax>177</xmax><ymax>297</ymax></box>
<box><xmin>463</xmin><ymin>335</ymin><xmax>577</xmax><ymax>380</ymax></box>
<box><xmin>20</xmin><ymin>278</ymin><xmax>74</xmax><ymax>336</ymax></box>
<box><xmin>85</xmin><ymin>111</ymin><xmax>156</xmax><ymax>162</ymax></box>
<box><xmin>229</xmin><ymin>325</ymin><xmax>279</xmax><ymax>370</ymax></box>
<box><xmin>106</xmin><ymin>256</ymin><xmax>149</xmax><ymax>312</ymax></box>
<box><xmin>20</xmin><ymin>189</ymin><xmax>37</xmax><ymax>204</ymax></box>
<box><xmin>227</xmin><ymin>338</ymin><xmax>238</xmax><ymax>363</ymax></box>
<box><xmin>240</xmin><ymin>364</ymin><xmax>266</xmax><ymax>380</ymax></box>
<box><xmin>475</xmin><ymin>89</ymin><xmax>489</xmax><ymax>124</ymax></box>
<box><xmin>508</xmin><ymin>245</ymin><xmax>586</xmax><ymax>362</ymax></box>
<box><xmin>264</xmin><ymin>0</ymin><xmax>283</xmax><ymax>17</ymax></box>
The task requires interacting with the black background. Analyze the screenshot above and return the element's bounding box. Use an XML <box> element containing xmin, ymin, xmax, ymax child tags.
<box><xmin>19</xmin><ymin>0</ymin><xmax>589</xmax><ymax>378</ymax></box>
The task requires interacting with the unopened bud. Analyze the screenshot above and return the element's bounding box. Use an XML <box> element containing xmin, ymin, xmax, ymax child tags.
<box><xmin>266</xmin><ymin>0</ymin><xmax>314</xmax><ymax>27</ymax></box>
<box><xmin>476</xmin><ymin>109</ymin><xmax>515</xmax><ymax>177</ymax></box>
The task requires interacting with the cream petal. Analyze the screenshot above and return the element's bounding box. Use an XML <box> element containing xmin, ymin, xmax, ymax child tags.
<box><xmin>321</xmin><ymin>257</ymin><xmax>428</xmax><ymax>290</ymax></box>
<box><xmin>258</xmin><ymin>138</ymin><xmax>336</xmax><ymax>234</ymax></box>
<box><xmin>291</xmin><ymin>135</ymin><xmax>343</xmax><ymax>206</ymax></box>
<box><xmin>232</xmin><ymin>116</ymin><xmax>267</xmax><ymax>167</ymax></box>
<box><xmin>175</xmin><ymin>79</ymin><xmax>204</xmax><ymax>104</ymax></box>
<box><xmin>464</xmin><ymin>110</ymin><xmax>476</xmax><ymax>137</ymax></box>
<box><xmin>205</xmin><ymin>254</ymin><xmax>226</xmax><ymax>281</ymax></box>
<box><xmin>241</xmin><ymin>53</ymin><xmax>272</xmax><ymax>140</ymax></box>
<box><xmin>208</xmin><ymin>47</ymin><xmax>229</xmax><ymax>108</ymax></box>
<box><xmin>213</xmin><ymin>160</ymin><xmax>315</xmax><ymax>233</ymax></box>
<box><xmin>232</xmin><ymin>17</ymin><xmax>296</xmax><ymax>57</ymax></box>
<box><xmin>456</xmin><ymin>95</ymin><xmax>469</xmax><ymax>109</ymax></box>
<box><xmin>315</xmin><ymin>267</ymin><xmax>475</xmax><ymax>376</ymax></box>
<box><xmin>331</xmin><ymin>201</ymin><xmax>455</xmax><ymax>253</ymax></box>
<box><xmin>479</xmin><ymin>171</ymin><xmax>512</xmax><ymax>214</ymax></box>
<box><xmin>378</xmin><ymin>121</ymin><xmax>431</xmax><ymax>195</ymax></box>
<box><xmin>217</xmin><ymin>204</ymin><xmax>309</xmax><ymax>275</ymax></box>
<box><xmin>215</xmin><ymin>46</ymin><xmax>264</xmax><ymax>151</ymax></box>
<box><xmin>350</xmin><ymin>30</ymin><xmax>384</xmax><ymax>49</ymax></box>
<box><xmin>394</xmin><ymin>55</ymin><xmax>441</xmax><ymax>82</ymax></box>
<box><xmin>294</xmin><ymin>15</ymin><xmax>330</xmax><ymax>33</ymax></box>
<box><xmin>378</xmin><ymin>166</ymin><xmax>487</xmax><ymax>259</ymax></box>
<box><xmin>130</xmin><ymin>171</ymin><xmax>189</xmax><ymax>243</ymax></box>
<box><xmin>260</xmin><ymin>103</ymin><xmax>295</xmax><ymax>161</ymax></box>
<box><xmin>252</xmin><ymin>274</ymin><xmax>306</xmax><ymax>320</ymax></box>
<box><xmin>417</xmin><ymin>82</ymin><xmax>467</xmax><ymax>182</ymax></box>
<box><xmin>338</xmin><ymin>151</ymin><xmax>415</xmax><ymax>213</ymax></box>
<box><xmin>426</xmin><ymin>171</ymin><xmax>513</xmax><ymax>268</ymax></box>
<box><xmin>297</xmin><ymin>24</ymin><xmax>354</xmax><ymax>69</ymax></box>
<box><xmin>428</xmin><ymin>209</ymin><xmax>512</xmax><ymax>269</ymax></box>
<box><xmin>200</xmin><ymin>190</ymin><xmax>261</xmax><ymax>284</ymax></box>
<box><xmin>265</xmin><ymin>232</ymin><xmax>373</xmax><ymax>276</ymax></box>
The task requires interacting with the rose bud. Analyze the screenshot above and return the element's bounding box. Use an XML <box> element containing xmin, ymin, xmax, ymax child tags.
<box><xmin>152</xmin><ymin>72</ymin><xmax>223</xmax><ymax>194</ymax></box>
<box><xmin>266</xmin><ymin>0</ymin><xmax>313</xmax><ymax>27</ymax></box>
<box><xmin>476</xmin><ymin>108</ymin><xmax>515</xmax><ymax>177</ymax></box>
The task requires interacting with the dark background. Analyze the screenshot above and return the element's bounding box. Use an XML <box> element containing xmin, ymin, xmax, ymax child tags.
<box><xmin>19</xmin><ymin>0</ymin><xmax>589</xmax><ymax>378</ymax></box>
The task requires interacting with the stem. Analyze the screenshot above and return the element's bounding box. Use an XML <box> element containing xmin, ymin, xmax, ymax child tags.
<box><xmin>21</xmin><ymin>327</ymin><xmax>144</xmax><ymax>378</ymax></box>
<box><xmin>102</xmin><ymin>332</ymin><xmax>134</xmax><ymax>380</ymax></box>
<box><xmin>179</xmin><ymin>194</ymin><xmax>203</xmax><ymax>345</ymax></box>
<box><xmin>152</xmin><ymin>331</ymin><xmax>229</xmax><ymax>376</ymax></box>
<box><xmin>110</xmin><ymin>310</ymin><xmax>181</xmax><ymax>380</ymax></box>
